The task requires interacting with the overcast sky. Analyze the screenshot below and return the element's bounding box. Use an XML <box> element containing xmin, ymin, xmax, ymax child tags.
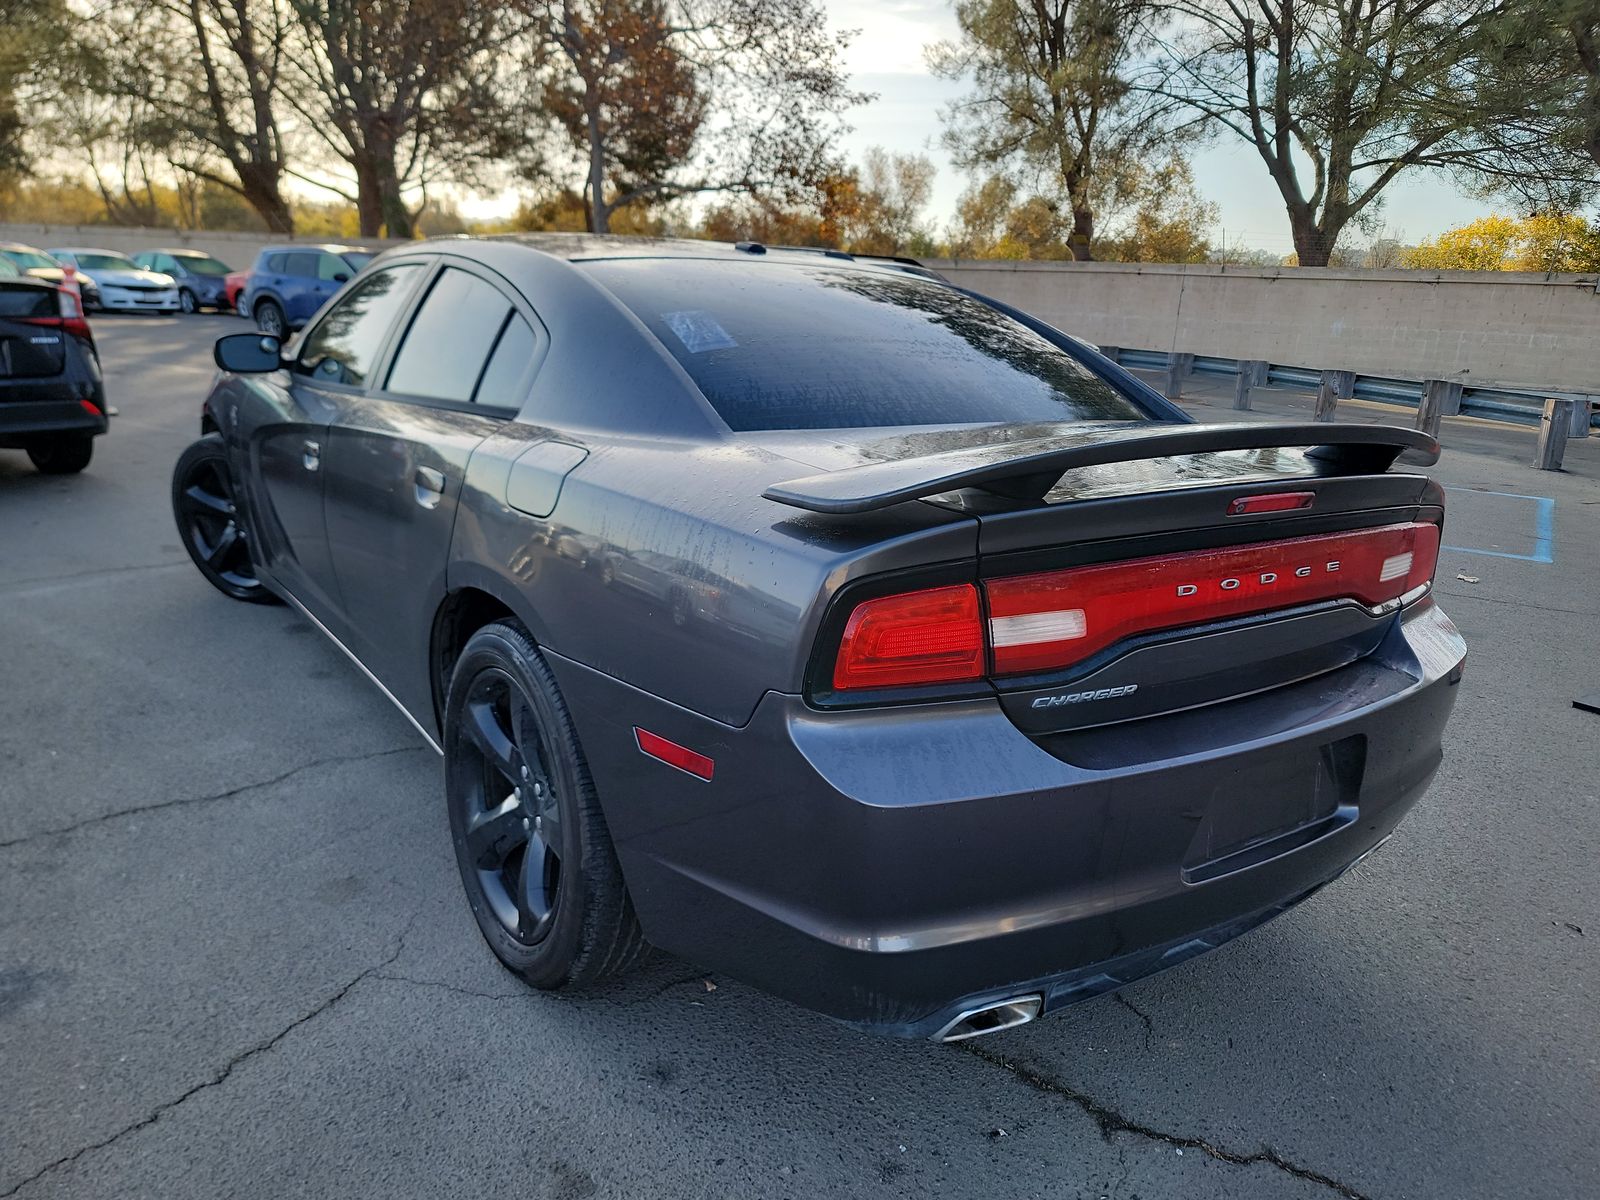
<box><xmin>828</xmin><ymin>0</ymin><xmax>1491</xmax><ymax>252</ymax></box>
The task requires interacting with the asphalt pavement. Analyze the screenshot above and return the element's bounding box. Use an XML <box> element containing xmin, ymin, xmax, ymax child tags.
<box><xmin>2</xmin><ymin>316</ymin><xmax>1596</xmax><ymax>1200</ymax></box>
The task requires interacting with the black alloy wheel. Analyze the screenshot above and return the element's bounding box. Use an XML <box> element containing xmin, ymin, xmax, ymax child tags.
<box><xmin>445</xmin><ymin>620</ymin><xmax>647</xmax><ymax>989</ymax></box>
<box><xmin>171</xmin><ymin>434</ymin><xmax>278</xmax><ymax>604</ymax></box>
<box><xmin>457</xmin><ymin>668</ymin><xmax>566</xmax><ymax>944</ymax></box>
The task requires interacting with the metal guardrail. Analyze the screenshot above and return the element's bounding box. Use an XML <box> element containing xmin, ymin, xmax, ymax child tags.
<box><xmin>1109</xmin><ymin>348</ymin><xmax>1600</xmax><ymax>430</ymax></box>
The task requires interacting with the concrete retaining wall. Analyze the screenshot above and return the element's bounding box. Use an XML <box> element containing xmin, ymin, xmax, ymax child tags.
<box><xmin>926</xmin><ymin>259</ymin><xmax>1600</xmax><ymax>395</ymax></box>
<box><xmin>7</xmin><ymin>224</ymin><xmax>1596</xmax><ymax>395</ymax></box>
<box><xmin>0</xmin><ymin>223</ymin><xmax>408</xmax><ymax>273</ymax></box>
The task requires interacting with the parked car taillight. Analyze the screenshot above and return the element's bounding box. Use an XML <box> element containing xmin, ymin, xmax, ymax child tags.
<box><xmin>18</xmin><ymin>288</ymin><xmax>93</xmax><ymax>343</ymax></box>
<box><xmin>829</xmin><ymin>522</ymin><xmax>1441</xmax><ymax>690</ymax></box>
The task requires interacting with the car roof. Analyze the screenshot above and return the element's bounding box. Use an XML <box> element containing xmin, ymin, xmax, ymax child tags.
<box><xmin>0</xmin><ymin>241</ymin><xmax>55</xmax><ymax>254</ymax></box>
<box><xmin>471</xmin><ymin>233</ymin><xmax>939</xmax><ymax>278</ymax></box>
<box><xmin>258</xmin><ymin>243</ymin><xmax>374</xmax><ymax>255</ymax></box>
<box><xmin>48</xmin><ymin>247</ymin><xmax>133</xmax><ymax>256</ymax></box>
<box><xmin>146</xmin><ymin>248</ymin><xmax>223</xmax><ymax>258</ymax></box>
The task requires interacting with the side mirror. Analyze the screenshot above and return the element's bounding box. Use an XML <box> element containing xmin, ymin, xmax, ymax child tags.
<box><xmin>332</xmin><ymin>272</ymin><xmax>349</xmax><ymax>283</ymax></box>
<box><xmin>214</xmin><ymin>332</ymin><xmax>283</xmax><ymax>373</ymax></box>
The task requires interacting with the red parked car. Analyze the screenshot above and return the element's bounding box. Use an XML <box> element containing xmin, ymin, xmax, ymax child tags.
<box><xmin>223</xmin><ymin>269</ymin><xmax>251</xmax><ymax>313</ymax></box>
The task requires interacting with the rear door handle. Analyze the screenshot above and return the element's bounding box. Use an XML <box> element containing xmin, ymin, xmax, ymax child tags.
<box><xmin>414</xmin><ymin>466</ymin><xmax>445</xmax><ymax>509</ymax></box>
<box><xmin>302</xmin><ymin>440</ymin><xmax>320</xmax><ymax>471</ymax></box>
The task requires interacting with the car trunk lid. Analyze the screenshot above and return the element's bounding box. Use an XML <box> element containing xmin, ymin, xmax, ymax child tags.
<box><xmin>764</xmin><ymin>421</ymin><xmax>1444</xmax><ymax>732</ymax></box>
<box><xmin>0</xmin><ymin>283</ymin><xmax>72</xmax><ymax>380</ymax></box>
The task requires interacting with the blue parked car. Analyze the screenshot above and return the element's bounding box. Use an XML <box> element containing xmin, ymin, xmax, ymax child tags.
<box><xmin>240</xmin><ymin>243</ymin><xmax>375</xmax><ymax>336</ymax></box>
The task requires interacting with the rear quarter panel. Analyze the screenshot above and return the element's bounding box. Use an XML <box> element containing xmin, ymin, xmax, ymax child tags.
<box><xmin>448</xmin><ymin>428</ymin><xmax>977</xmax><ymax>726</ymax></box>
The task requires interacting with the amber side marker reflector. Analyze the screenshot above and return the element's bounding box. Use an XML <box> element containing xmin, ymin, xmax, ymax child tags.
<box><xmin>1227</xmin><ymin>491</ymin><xmax>1315</xmax><ymax>516</ymax></box>
<box><xmin>634</xmin><ymin>727</ymin><xmax>715</xmax><ymax>781</ymax></box>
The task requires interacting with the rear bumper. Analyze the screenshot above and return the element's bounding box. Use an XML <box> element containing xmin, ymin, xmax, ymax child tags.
<box><xmin>551</xmin><ymin>599</ymin><xmax>1466</xmax><ymax>1036</ymax></box>
<box><xmin>0</xmin><ymin>378</ymin><xmax>108</xmax><ymax>444</ymax></box>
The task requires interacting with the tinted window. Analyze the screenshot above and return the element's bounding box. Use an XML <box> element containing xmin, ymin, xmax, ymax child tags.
<box><xmin>264</xmin><ymin>253</ymin><xmax>287</xmax><ymax>272</ymax></box>
<box><xmin>0</xmin><ymin>286</ymin><xmax>54</xmax><ymax>315</ymax></box>
<box><xmin>177</xmin><ymin>255</ymin><xmax>229</xmax><ymax>276</ymax></box>
<box><xmin>285</xmin><ymin>252</ymin><xmax>320</xmax><ymax>277</ymax></box>
<box><xmin>317</xmin><ymin>253</ymin><xmax>352</xmax><ymax>281</ymax></box>
<box><xmin>385</xmin><ymin>268</ymin><xmax>512</xmax><ymax>403</ymax></box>
<box><xmin>585</xmin><ymin>259</ymin><xmax>1148</xmax><ymax>431</ymax></box>
<box><xmin>475</xmin><ymin>315</ymin><xmax>537</xmax><ymax>407</ymax></box>
<box><xmin>72</xmin><ymin>253</ymin><xmax>138</xmax><ymax>271</ymax></box>
<box><xmin>2</xmin><ymin>249</ymin><xmax>60</xmax><ymax>271</ymax></box>
<box><xmin>296</xmin><ymin>264</ymin><xmax>422</xmax><ymax>386</ymax></box>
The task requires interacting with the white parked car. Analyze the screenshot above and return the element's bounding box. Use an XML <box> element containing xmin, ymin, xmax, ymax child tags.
<box><xmin>46</xmin><ymin>248</ymin><xmax>180</xmax><ymax>314</ymax></box>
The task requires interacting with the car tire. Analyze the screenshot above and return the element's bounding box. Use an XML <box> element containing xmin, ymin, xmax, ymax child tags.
<box><xmin>171</xmin><ymin>434</ymin><xmax>279</xmax><ymax>604</ymax></box>
<box><xmin>26</xmin><ymin>435</ymin><xmax>93</xmax><ymax>474</ymax></box>
<box><xmin>178</xmin><ymin>288</ymin><xmax>198</xmax><ymax>314</ymax></box>
<box><xmin>445</xmin><ymin>619</ymin><xmax>648</xmax><ymax>990</ymax></box>
<box><xmin>253</xmin><ymin>297</ymin><xmax>286</xmax><ymax>337</ymax></box>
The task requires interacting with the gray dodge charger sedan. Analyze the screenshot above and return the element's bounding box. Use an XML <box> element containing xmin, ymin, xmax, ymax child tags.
<box><xmin>172</xmin><ymin>235</ymin><xmax>1465</xmax><ymax>1041</ymax></box>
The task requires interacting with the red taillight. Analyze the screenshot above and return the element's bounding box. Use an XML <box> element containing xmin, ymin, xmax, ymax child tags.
<box><xmin>20</xmin><ymin>289</ymin><xmax>92</xmax><ymax>342</ymax></box>
<box><xmin>986</xmin><ymin>522</ymin><xmax>1439</xmax><ymax>676</ymax></box>
<box><xmin>832</xmin><ymin>583</ymin><xmax>983</xmax><ymax>690</ymax></box>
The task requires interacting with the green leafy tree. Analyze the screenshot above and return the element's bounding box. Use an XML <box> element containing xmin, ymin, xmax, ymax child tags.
<box><xmin>1157</xmin><ymin>0</ymin><xmax>1553</xmax><ymax>267</ymax></box>
<box><xmin>929</xmin><ymin>0</ymin><xmax>1163</xmax><ymax>261</ymax></box>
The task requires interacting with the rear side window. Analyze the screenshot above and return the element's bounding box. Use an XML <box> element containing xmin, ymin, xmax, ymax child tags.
<box><xmin>475</xmin><ymin>315</ymin><xmax>536</xmax><ymax>407</ymax></box>
<box><xmin>584</xmin><ymin>259</ymin><xmax>1148</xmax><ymax>431</ymax></box>
<box><xmin>296</xmin><ymin>264</ymin><xmax>422</xmax><ymax>386</ymax></box>
<box><xmin>385</xmin><ymin>268</ymin><xmax>512</xmax><ymax>403</ymax></box>
<box><xmin>264</xmin><ymin>253</ymin><xmax>287</xmax><ymax>272</ymax></box>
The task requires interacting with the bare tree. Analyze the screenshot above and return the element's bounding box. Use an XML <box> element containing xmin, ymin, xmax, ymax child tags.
<box><xmin>519</xmin><ymin>0</ymin><xmax>867</xmax><ymax>234</ymax></box>
<box><xmin>90</xmin><ymin>0</ymin><xmax>298</xmax><ymax>231</ymax></box>
<box><xmin>1154</xmin><ymin>1</ymin><xmax>1553</xmax><ymax>267</ymax></box>
<box><xmin>283</xmin><ymin>0</ymin><xmax>516</xmax><ymax>238</ymax></box>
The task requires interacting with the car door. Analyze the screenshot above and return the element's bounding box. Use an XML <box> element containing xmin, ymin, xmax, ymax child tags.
<box><xmin>239</xmin><ymin>261</ymin><xmax>427</xmax><ymax>629</ymax></box>
<box><xmin>319</xmin><ymin>260</ymin><xmax>543</xmax><ymax>722</ymax></box>
<box><xmin>278</xmin><ymin>252</ymin><xmax>324</xmax><ymax>325</ymax></box>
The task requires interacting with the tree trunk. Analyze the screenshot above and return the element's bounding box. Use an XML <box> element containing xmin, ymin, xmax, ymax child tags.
<box><xmin>584</xmin><ymin>101</ymin><xmax>610</xmax><ymax>234</ymax></box>
<box><xmin>1068</xmin><ymin>200</ymin><xmax>1095</xmax><ymax>262</ymax></box>
<box><xmin>1291</xmin><ymin>218</ymin><xmax>1337</xmax><ymax>267</ymax></box>
<box><xmin>236</xmin><ymin>165</ymin><xmax>295</xmax><ymax>234</ymax></box>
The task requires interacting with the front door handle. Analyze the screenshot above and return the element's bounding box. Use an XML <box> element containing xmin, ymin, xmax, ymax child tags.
<box><xmin>414</xmin><ymin>466</ymin><xmax>445</xmax><ymax>509</ymax></box>
<box><xmin>302</xmin><ymin>440</ymin><xmax>320</xmax><ymax>471</ymax></box>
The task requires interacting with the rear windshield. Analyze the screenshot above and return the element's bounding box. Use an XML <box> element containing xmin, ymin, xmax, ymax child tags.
<box><xmin>0</xmin><ymin>285</ymin><xmax>56</xmax><ymax>317</ymax></box>
<box><xmin>584</xmin><ymin>258</ymin><xmax>1146</xmax><ymax>431</ymax></box>
<box><xmin>72</xmin><ymin>253</ymin><xmax>138</xmax><ymax>271</ymax></box>
<box><xmin>1</xmin><ymin>249</ymin><xmax>59</xmax><ymax>271</ymax></box>
<box><xmin>177</xmin><ymin>255</ymin><xmax>230</xmax><ymax>275</ymax></box>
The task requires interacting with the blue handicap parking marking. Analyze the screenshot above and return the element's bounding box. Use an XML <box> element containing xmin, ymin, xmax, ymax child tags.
<box><xmin>1440</xmin><ymin>488</ymin><xmax>1555</xmax><ymax>564</ymax></box>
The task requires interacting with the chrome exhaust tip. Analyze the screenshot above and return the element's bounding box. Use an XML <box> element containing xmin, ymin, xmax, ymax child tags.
<box><xmin>933</xmin><ymin>994</ymin><xmax>1043</xmax><ymax>1043</ymax></box>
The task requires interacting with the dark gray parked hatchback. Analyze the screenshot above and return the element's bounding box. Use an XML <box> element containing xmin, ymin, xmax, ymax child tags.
<box><xmin>173</xmin><ymin>235</ymin><xmax>1465</xmax><ymax>1040</ymax></box>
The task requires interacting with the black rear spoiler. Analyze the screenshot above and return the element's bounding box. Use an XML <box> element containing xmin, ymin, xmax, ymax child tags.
<box><xmin>762</xmin><ymin>423</ymin><xmax>1440</xmax><ymax>515</ymax></box>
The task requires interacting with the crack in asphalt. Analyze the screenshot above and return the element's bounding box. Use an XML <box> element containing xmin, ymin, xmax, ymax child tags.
<box><xmin>961</xmin><ymin>1042</ymin><xmax>1372</xmax><ymax>1200</ymax></box>
<box><xmin>0</xmin><ymin>913</ymin><xmax>422</xmax><ymax>1199</ymax></box>
<box><xmin>373</xmin><ymin>971</ymin><xmax>529</xmax><ymax>1003</ymax></box>
<box><xmin>0</xmin><ymin>746</ymin><xmax>426</xmax><ymax>851</ymax></box>
<box><xmin>1111</xmin><ymin>992</ymin><xmax>1155</xmax><ymax>1051</ymax></box>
